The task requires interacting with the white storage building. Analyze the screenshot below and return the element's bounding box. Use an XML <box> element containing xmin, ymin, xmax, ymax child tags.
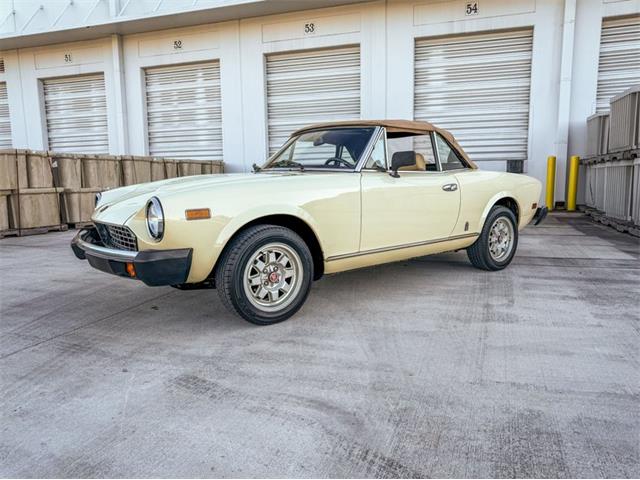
<box><xmin>0</xmin><ymin>0</ymin><xmax>639</xmax><ymax>205</ymax></box>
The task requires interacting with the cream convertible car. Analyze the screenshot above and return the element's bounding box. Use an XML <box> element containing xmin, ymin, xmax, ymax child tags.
<box><xmin>72</xmin><ymin>120</ymin><xmax>547</xmax><ymax>325</ymax></box>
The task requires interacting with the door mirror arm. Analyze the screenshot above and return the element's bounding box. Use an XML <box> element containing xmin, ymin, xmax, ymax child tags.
<box><xmin>372</xmin><ymin>163</ymin><xmax>387</xmax><ymax>173</ymax></box>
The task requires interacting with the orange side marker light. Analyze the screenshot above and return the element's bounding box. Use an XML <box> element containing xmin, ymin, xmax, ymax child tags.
<box><xmin>185</xmin><ymin>208</ymin><xmax>211</xmax><ymax>220</ymax></box>
<box><xmin>126</xmin><ymin>262</ymin><xmax>136</xmax><ymax>278</ymax></box>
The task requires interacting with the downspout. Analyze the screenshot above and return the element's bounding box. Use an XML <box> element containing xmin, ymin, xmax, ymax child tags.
<box><xmin>111</xmin><ymin>34</ymin><xmax>129</xmax><ymax>155</ymax></box>
<box><xmin>553</xmin><ymin>0</ymin><xmax>577</xmax><ymax>205</ymax></box>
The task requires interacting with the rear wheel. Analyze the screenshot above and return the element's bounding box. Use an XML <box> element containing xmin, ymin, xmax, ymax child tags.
<box><xmin>215</xmin><ymin>225</ymin><xmax>313</xmax><ymax>325</ymax></box>
<box><xmin>467</xmin><ymin>205</ymin><xmax>518</xmax><ymax>271</ymax></box>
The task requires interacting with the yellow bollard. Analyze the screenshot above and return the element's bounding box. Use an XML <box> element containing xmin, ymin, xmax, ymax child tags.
<box><xmin>546</xmin><ymin>156</ymin><xmax>556</xmax><ymax>211</ymax></box>
<box><xmin>566</xmin><ymin>155</ymin><xmax>580</xmax><ymax>212</ymax></box>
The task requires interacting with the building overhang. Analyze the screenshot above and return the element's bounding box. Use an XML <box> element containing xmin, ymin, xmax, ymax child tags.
<box><xmin>0</xmin><ymin>0</ymin><xmax>365</xmax><ymax>50</ymax></box>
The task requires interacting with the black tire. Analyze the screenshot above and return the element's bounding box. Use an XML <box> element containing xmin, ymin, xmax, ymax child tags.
<box><xmin>467</xmin><ymin>205</ymin><xmax>518</xmax><ymax>271</ymax></box>
<box><xmin>215</xmin><ymin>224</ymin><xmax>313</xmax><ymax>325</ymax></box>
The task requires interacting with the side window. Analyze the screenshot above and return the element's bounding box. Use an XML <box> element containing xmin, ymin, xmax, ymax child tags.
<box><xmin>364</xmin><ymin>135</ymin><xmax>386</xmax><ymax>170</ymax></box>
<box><xmin>387</xmin><ymin>134</ymin><xmax>437</xmax><ymax>171</ymax></box>
<box><xmin>413</xmin><ymin>134</ymin><xmax>437</xmax><ymax>170</ymax></box>
<box><xmin>435</xmin><ymin>133</ymin><xmax>467</xmax><ymax>171</ymax></box>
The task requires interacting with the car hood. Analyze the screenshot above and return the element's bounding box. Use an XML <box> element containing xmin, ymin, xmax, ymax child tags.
<box><xmin>93</xmin><ymin>172</ymin><xmax>300</xmax><ymax>224</ymax></box>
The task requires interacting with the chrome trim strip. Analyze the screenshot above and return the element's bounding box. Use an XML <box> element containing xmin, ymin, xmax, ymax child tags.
<box><xmin>73</xmin><ymin>231</ymin><xmax>138</xmax><ymax>262</ymax></box>
<box><xmin>430</xmin><ymin>131</ymin><xmax>442</xmax><ymax>171</ymax></box>
<box><xmin>325</xmin><ymin>232</ymin><xmax>479</xmax><ymax>262</ymax></box>
<box><xmin>261</xmin><ymin>168</ymin><xmax>359</xmax><ymax>173</ymax></box>
<box><xmin>355</xmin><ymin>126</ymin><xmax>384</xmax><ymax>172</ymax></box>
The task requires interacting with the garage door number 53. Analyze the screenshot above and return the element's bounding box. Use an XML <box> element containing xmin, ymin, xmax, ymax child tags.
<box><xmin>304</xmin><ymin>23</ymin><xmax>315</xmax><ymax>35</ymax></box>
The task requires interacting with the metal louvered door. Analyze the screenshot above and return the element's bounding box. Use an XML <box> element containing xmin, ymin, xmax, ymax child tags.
<box><xmin>414</xmin><ymin>29</ymin><xmax>533</xmax><ymax>171</ymax></box>
<box><xmin>43</xmin><ymin>74</ymin><xmax>108</xmax><ymax>153</ymax></box>
<box><xmin>596</xmin><ymin>16</ymin><xmax>640</xmax><ymax>113</ymax></box>
<box><xmin>0</xmin><ymin>82</ymin><xmax>12</xmax><ymax>148</ymax></box>
<box><xmin>145</xmin><ymin>62</ymin><xmax>222</xmax><ymax>160</ymax></box>
<box><xmin>266</xmin><ymin>46</ymin><xmax>360</xmax><ymax>155</ymax></box>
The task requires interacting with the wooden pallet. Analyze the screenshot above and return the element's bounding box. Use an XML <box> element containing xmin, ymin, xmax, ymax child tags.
<box><xmin>583</xmin><ymin>208</ymin><xmax>640</xmax><ymax>237</ymax></box>
<box><xmin>0</xmin><ymin>224</ymin><xmax>68</xmax><ymax>239</ymax></box>
<box><xmin>0</xmin><ymin>229</ymin><xmax>18</xmax><ymax>239</ymax></box>
<box><xmin>581</xmin><ymin>149</ymin><xmax>639</xmax><ymax>165</ymax></box>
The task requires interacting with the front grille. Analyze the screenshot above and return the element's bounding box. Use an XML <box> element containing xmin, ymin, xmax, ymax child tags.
<box><xmin>95</xmin><ymin>223</ymin><xmax>138</xmax><ymax>251</ymax></box>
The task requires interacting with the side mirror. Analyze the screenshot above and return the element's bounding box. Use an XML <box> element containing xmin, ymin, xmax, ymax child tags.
<box><xmin>390</xmin><ymin>151</ymin><xmax>416</xmax><ymax>178</ymax></box>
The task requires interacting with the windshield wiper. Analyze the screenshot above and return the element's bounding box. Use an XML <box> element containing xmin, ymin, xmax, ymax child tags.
<box><xmin>252</xmin><ymin>163</ymin><xmax>262</xmax><ymax>172</ymax></box>
<box><xmin>269</xmin><ymin>160</ymin><xmax>305</xmax><ymax>171</ymax></box>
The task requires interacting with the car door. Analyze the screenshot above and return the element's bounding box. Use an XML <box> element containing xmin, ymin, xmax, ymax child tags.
<box><xmin>359</xmin><ymin>130</ymin><xmax>461</xmax><ymax>252</ymax></box>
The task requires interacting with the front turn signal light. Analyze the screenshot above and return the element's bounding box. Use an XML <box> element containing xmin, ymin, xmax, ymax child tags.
<box><xmin>126</xmin><ymin>262</ymin><xmax>136</xmax><ymax>278</ymax></box>
<box><xmin>185</xmin><ymin>208</ymin><xmax>211</xmax><ymax>220</ymax></box>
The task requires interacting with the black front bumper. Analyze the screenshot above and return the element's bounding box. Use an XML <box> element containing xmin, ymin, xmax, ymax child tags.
<box><xmin>71</xmin><ymin>227</ymin><xmax>192</xmax><ymax>287</ymax></box>
<box><xmin>532</xmin><ymin>206</ymin><xmax>548</xmax><ymax>226</ymax></box>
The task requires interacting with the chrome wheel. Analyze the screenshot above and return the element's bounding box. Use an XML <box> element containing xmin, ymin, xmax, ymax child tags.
<box><xmin>488</xmin><ymin>217</ymin><xmax>515</xmax><ymax>262</ymax></box>
<box><xmin>243</xmin><ymin>242</ymin><xmax>303</xmax><ymax>312</ymax></box>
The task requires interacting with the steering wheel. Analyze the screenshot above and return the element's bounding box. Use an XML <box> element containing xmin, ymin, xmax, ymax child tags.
<box><xmin>324</xmin><ymin>157</ymin><xmax>353</xmax><ymax>168</ymax></box>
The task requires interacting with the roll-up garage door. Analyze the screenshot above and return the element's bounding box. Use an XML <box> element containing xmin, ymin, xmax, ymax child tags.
<box><xmin>43</xmin><ymin>74</ymin><xmax>108</xmax><ymax>153</ymax></box>
<box><xmin>414</xmin><ymin>29</ymin><xmax>533</xmax><ymax>167</ymax></box>
<box><xmin>595</xmin><ymin>16</ymin><xmax>640</xmax><ymax>113</ymax></box>
<box><xmin>266</xmin><ymin>46</ymin><xmax>360</xmax><ymax>155</ymax></box>
<box><xmin>145</xmin><ymin>62</ymin><xmax>222</xmax><ymax>160</ymax></box>
<box><xmin>0</xmin><ymin>82</ymin><xmax>12</xmax><ymax>148</ymax></box>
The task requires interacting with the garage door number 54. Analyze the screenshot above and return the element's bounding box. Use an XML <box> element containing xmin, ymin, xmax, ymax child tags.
<box><xmin>465</xmin><ymin>2</ymin><xmax>479</xmax><ymax>15</ymax></box>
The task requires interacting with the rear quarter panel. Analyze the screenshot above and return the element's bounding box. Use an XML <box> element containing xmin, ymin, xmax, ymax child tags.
<box><xmin>453</xmin><ymin>170</ymin><xmax>542</xmax><ymax>236</ymax></box>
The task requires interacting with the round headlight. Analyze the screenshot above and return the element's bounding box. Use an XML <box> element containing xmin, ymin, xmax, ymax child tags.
<box><xmin>146</xmin><ymin>197</ymin><xmax>164</xmax><ymax>240</ymax></box>
<box><xmin>95</xmin><ymin>192</ymin><xmax>102</xmax><ymax>207</ymax></box>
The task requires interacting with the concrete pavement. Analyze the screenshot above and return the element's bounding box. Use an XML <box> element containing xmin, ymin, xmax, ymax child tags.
<box><xmin>1</xmin><ymin>213</ymin><xmax>638</xmax><ymax>477</ymax></box>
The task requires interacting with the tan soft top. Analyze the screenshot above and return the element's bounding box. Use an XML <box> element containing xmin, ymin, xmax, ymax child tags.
<box><xmin>292</xmin><ymin>119</ymin><xmax>477</xmax><ymax>169</ymax></box>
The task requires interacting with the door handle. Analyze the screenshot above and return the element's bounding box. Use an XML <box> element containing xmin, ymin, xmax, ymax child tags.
<box><xmin>442</xmin><ymin>183</ymin><xmax>458</xmax><ymax>192</ymax></box>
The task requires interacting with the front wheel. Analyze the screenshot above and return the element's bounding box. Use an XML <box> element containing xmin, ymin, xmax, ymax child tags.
<box><xmin>215</xmin><ymin>225</ymin><xmax>313</xmax><ymax>325</ymax></box>
<box><xmin>467</xmin><ymin>205</ymin><xmax>518</xmax><ymax>271</ymax></box>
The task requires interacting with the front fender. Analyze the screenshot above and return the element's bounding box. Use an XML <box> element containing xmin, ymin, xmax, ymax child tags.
<box><xmin>217</xmin><ymin>204</ymin><xmax>323</xmax><ymax>249</ymax></box>
<box><xmin>185</xmin><ymin>204</ymin><xmax>325</xmax><ymax>284</ymax></box>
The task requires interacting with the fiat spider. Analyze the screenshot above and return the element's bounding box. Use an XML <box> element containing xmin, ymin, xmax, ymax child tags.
<box><xmin>71</xmin><ymin>120</ymin><xmax>547</xmax><ymax>325</ymax></box>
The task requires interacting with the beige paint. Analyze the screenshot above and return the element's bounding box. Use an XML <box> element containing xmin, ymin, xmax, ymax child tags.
<box><xmin>453</xmin><ymin>170</ymin><xmax>541</xmax><ymax>234</ymax></box>
<box><xmin>360</xmin><ymin>170</ymin><xmax>460</xmax><ymax>250</ymax></box>
<box><xmin>93</xmin><ymin>166</ymin><xmax>541</xmax><ymax>284</ymax></box>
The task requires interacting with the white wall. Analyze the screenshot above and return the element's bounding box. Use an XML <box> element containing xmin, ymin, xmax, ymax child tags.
<box><xmin>1</xmin><ymin>0</ymin><xmax>639</xmax><ymax>202</ymax></box>
<box><xmin>3</xmin><ymin>37</ymin><xmax>121</xmax><ymax>152</ymax></box>
<box><xmin>568</xmin><ymin>0</ymin><xmax>640</xmax><ymax>202</ymax></box>
<box><xmin>238</xmin><ymin>1</ymin><xmax>387</xmax><ymax>169</ymax></box>
<box><xmin>386</xmin><ymin>0</ymin><xmax>566</xmax><ymax>192</ymax></box>
<box><xmin>122</xmin><ymin>22</ymin><xmax>244</xmax><ymax>170</ymax></box>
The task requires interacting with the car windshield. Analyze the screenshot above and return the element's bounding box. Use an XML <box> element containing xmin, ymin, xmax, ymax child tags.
<box><xmin>263</xmin><ymin>127</ymin><xmax>376</xmax><ymax>170</ymax></box>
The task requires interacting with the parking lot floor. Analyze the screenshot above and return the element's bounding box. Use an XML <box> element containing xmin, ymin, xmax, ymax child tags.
<box><xmin>1</xmin><ymin>212</ymin><xmax>639</xmax><ymax>478</ymax></box>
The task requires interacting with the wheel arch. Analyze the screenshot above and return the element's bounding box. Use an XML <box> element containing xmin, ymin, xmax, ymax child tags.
<box><xmin>212</xmin><ymin>213</ymin><xmax>325</xmax><ymax>281</ymax></box>
<box><xmin>493</xmin><ymin>196</ymin><xmax>520</xmax><ymax>223</ymax></box>
<box><xmin>479</xmin><ymin>193</ymin><xmax>522</xmax><ymax>231</ymax></box>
